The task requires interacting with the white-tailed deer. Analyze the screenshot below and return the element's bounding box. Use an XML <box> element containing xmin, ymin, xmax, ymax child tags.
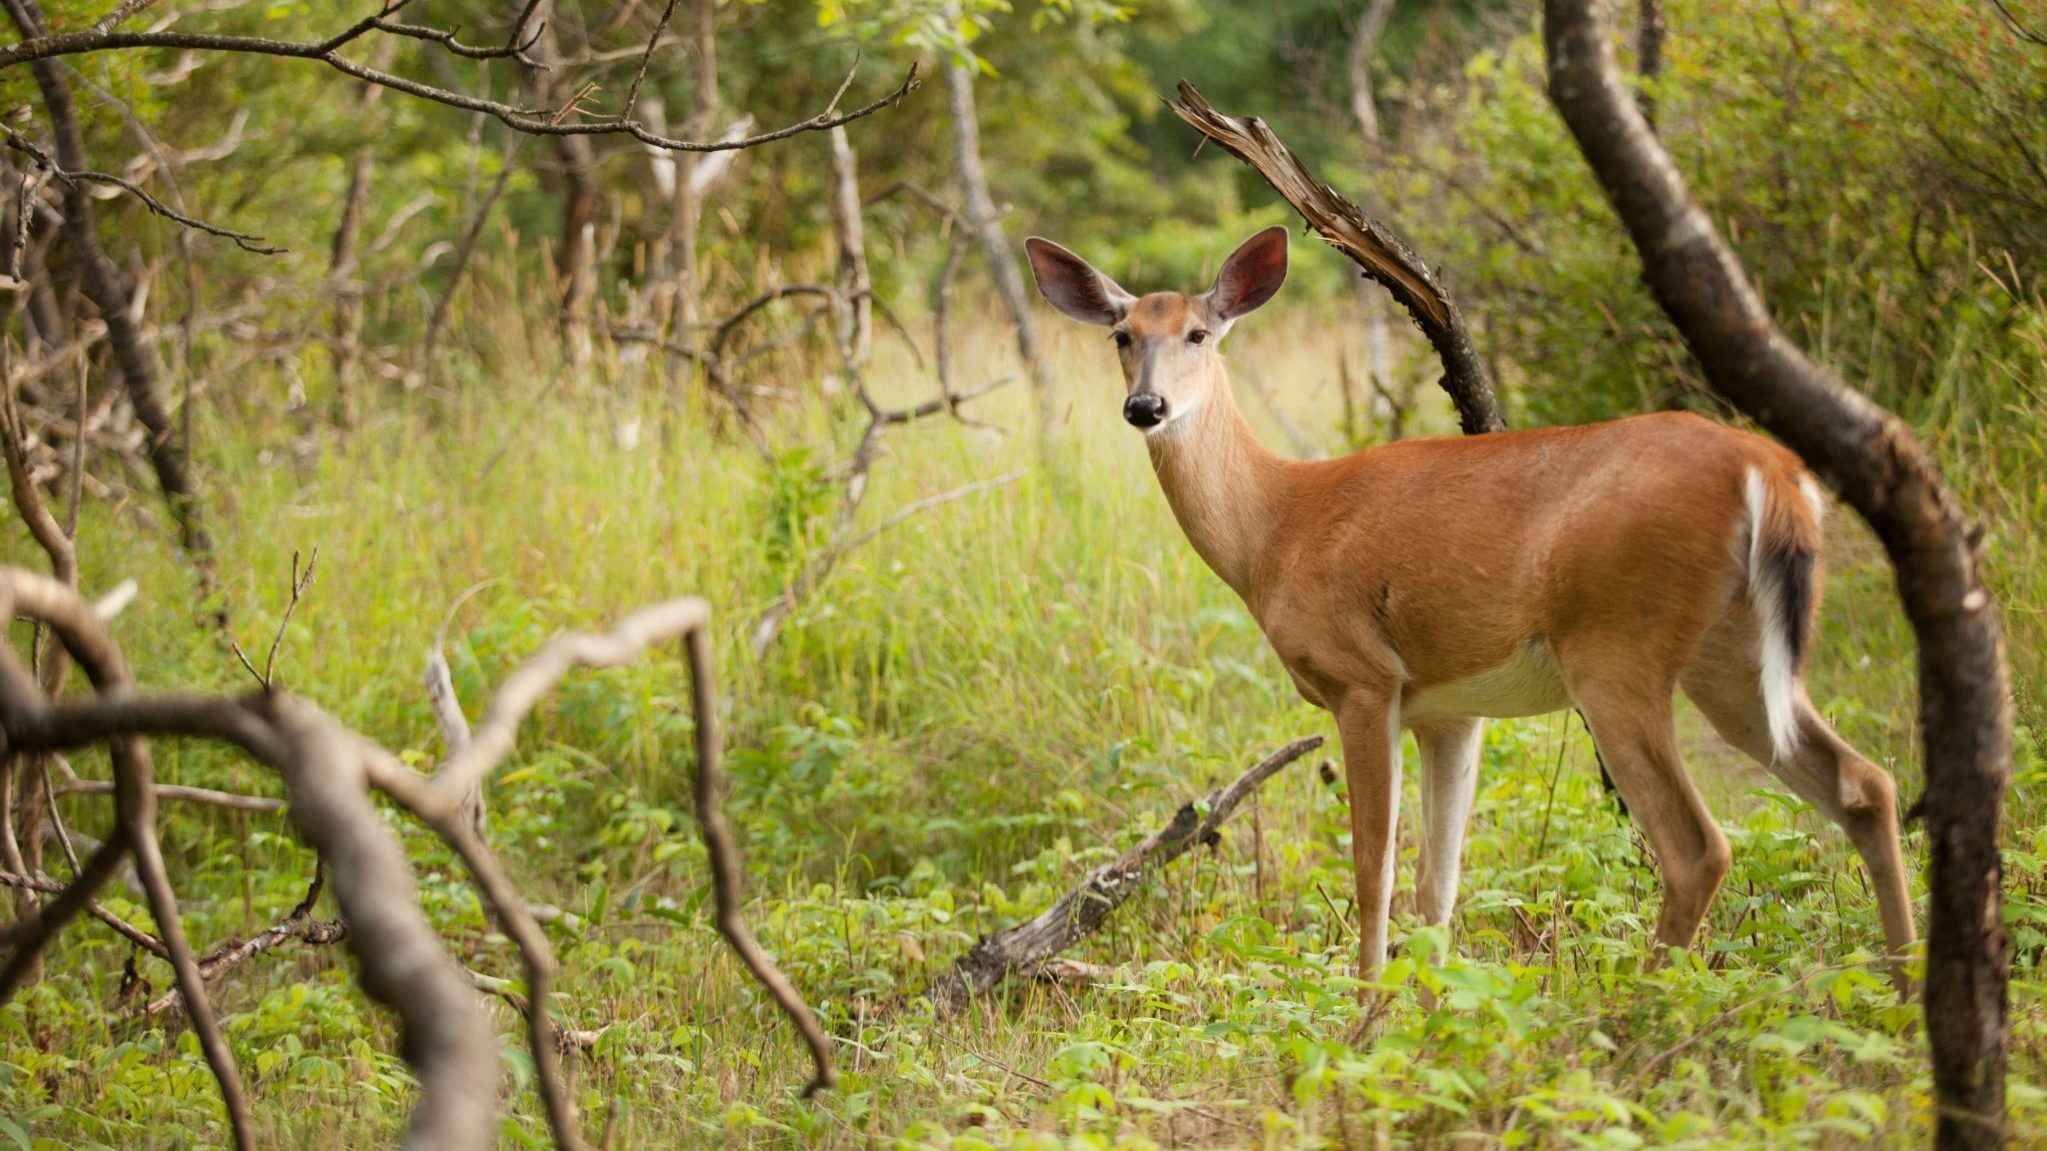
<box><xmin>1025</xmin><ymin>226</ymin><xmax>1916</xmax><ymax>989</ymax></box>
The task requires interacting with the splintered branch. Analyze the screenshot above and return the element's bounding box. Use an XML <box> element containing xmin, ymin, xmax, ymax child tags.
<box><xmin>927</xmin><ymin>736</ymin><xmax>1324</xmax><ymax>1015</ymax></box>
<box><xmin>1168</xmin><ymin>82</ymin><xmax>1506</xmax><ymax>436</ymax></box>
<box><xmin>143</xmin><ymin>867</ymin><xmax>341</xmax><ymax>1021</ymax></box>
<box><xmin>0</xmin><ymin>569</ymin><xmax>837</xmax><ymax>1148</ymax></box>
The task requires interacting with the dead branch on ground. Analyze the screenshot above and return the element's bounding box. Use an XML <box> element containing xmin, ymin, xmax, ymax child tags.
<box><xmin>928</xmin><ymin>736</ymin><xmax>1324</xmax><ymax>1015</ymax></box>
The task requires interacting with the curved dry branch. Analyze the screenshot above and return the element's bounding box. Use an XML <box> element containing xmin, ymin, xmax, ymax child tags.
<box><xmin>1542</xmin><ymin>2</ymin><xmax>2012</xmax><ymax>1146</ymax></box>
<box><xmin>0</xmin><ymin>569</ymin><xmax>253</xmax><ymax>1151</ymax></box>
<box><xmin>1168</xmin><ymin>82</ymin><xmax>1506</xmax><ymax>436</ymax></box>
<box><xmin>685</xmin><ymin>625</ymin><xmax>836</xmax><ymax>1096</ymax></box>
<box><xmin>0</xmin><ymin>571</ymin><xmax>840</xmax><ymax>1145</ymax></box>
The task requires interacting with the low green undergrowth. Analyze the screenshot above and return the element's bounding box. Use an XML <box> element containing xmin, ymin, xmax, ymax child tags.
<box><xmin>1</xmin><ymin>306</ymin><xmax>2042</xmax><ymax>1148</ymax></box>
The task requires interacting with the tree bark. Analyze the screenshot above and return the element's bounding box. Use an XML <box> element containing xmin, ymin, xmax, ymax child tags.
<box><xmin>528</xmin><ymin>4</ymin><xmax>599</xmax><ymax>362</ymax></box>
<box><xmin>1345</xmin><ymin>0</ymin><xmax>1400</xmax><ymax>428</ymax></box>
<box><xmin>2</xmin><ymin>0</ymin><xmax>214</xmax><ymax>570</ymax></box>
<box><xmin>944</xmin><ymin>53</ymin><xmax>1051</xmax><ymax>430</ymax></box>
<box><xmin>826</xmin><ymin>125</ymin><xmax>872</xmax><ymax>366</ymax></box>
<box><xmin>1542</xmin><ymin>4</ymin><xmax>2011</xmax><ymax>1147</ymax></box>
<box><xmin>669</xmin><ymin>0</ymin><xmax>719</xmax><ymax>346</ymax></box>
<box><xmin>1636</xmin><ymin>0</ymin><xmax>1666</xmax><ymax>127</ymax></box>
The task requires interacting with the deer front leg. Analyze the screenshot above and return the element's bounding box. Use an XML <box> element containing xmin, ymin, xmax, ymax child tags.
<box><xmin>1337</xmin><ymin>690</ymin><xmax>1403</xmax><ymax>978</ymax></box>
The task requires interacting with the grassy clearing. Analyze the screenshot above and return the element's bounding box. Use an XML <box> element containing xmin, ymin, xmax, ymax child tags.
<box><xmin>1</xmin><ymin>284</ymin><xmax>2043</xmax><ymax>1149</ymax></box>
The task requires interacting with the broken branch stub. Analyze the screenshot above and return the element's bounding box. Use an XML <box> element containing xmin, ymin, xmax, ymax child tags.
<box><xmin>1168</xmin><ymin>81</ymin><xmax>1507</xmax><ymax>437</ymax></box>
<box><xmin>928</xmin><ymin>736</ymin><xmax>1323</xmax><ymax>1015</ymax></box>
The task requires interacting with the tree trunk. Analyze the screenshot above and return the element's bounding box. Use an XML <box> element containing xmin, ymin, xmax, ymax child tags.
<box><xmin>669</xmin><ymin>0</ymin><xmax>719</xmax><ymax>346</ymax></box>
<box><xmin>328</xmin><ymin>143</ymin><xmax>373</xmax><ymax>428</ymax></box>
<box><xmin>528</xmin><ymin>4</ymin><xmax>599</xmax><ymax>363</ymax></box>
<box><xmin>1637</xmin><ymin>0</ymin><xmax>1666</xmax><ymax>127</ymax></box>
<box><xmin>944</xmin><ymin>53</ymin><xmax>1051</xmax><ymax>430</ymax></box>
<box><xmin>826</xmin><ymin>125</ymin><xmax>872</xmax><ymax>366</ymax></box>
<box><xmin>1543</xmin><ymin>4</ymin><xmax>2011</xmax><ymax>1147</ymax></box>
<box><xmin>1346</xmin><ymin>0</ymin><xmax>1400</xmax><ymax>429</ymax></box>
<box><xmin>1</xmin><ymin>0</ymin><xmax>214</xmax><ymax>574</ymax></box>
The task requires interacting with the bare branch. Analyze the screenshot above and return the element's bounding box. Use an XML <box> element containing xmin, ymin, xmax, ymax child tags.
<box><xmin>0</xmin><ymin>20</ymin><xmax>922</xmax><ymax>155</ymax></box>
<box><xmin>53</xmin><ymin>778</ymin><xmax>284</xmax><ymax>813</ymax></box>
<box><xmin>682</xmin><ymin>625</ymin><xmax>836</xmax><ymax>1096</ymax></box>
<box><xmin>229</xmin><ymin>546</ymin><xmax>318</xmax><ymax>691</ymax></box>
<box><xmin>1</xmin><ymin>125</ymin><xmax>280</xmax><ymax>253</ymax></box>
<box><xmin>143</xmin><ymin>867</ymin><xmax>341</xmax><ymax>1021</ymax></box>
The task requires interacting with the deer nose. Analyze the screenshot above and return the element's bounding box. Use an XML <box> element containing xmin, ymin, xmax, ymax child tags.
<box><xmin>1123</xmin><ymin>392</ymin><xmax>1166</xmax><ymax>428</ymax></box>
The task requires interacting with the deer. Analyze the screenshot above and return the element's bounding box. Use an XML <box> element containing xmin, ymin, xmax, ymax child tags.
<box><xmin>1024</xmin><ymin>225</ymin><xmax>1917</xmax><ymax>992</ymax></box>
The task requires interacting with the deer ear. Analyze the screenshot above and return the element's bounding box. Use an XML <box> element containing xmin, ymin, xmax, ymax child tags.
<box><xmin>1207</xmin><ymin>225</ymin><xmax>1289</xmax><ymax>326</ymax></box>
<box><xmin>1025</xmin><ymin>237</ymin><xmax>1136</xmax><ymax>327</ymax></box>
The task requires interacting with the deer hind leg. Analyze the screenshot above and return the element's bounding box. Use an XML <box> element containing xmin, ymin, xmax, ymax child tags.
<box><xmin>1681</xmin><ymin>616</ymin><xmax>1917</xmax><ymax>989</ymax></box>
<box><xmin>1562</xmin><ymin>653</ymin><xmax>1731</xmax><ymax>953</ymax></box>
<box><xmin>1414</xmin><ymin>719</ymin><xmax>1483</xmax><ymax>927</ymax></box>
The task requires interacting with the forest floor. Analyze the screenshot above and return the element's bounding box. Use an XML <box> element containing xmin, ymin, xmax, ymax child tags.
<box><xmin>1</xmin><ymin>303</ymin><xmax>2042</xmax><ymax>1149</ymax></box>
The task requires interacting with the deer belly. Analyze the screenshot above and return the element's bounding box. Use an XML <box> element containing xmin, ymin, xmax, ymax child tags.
<box><xmin>1402</xmin><ymin>638</ymin><xmax>1573</xmax><ymax>723</ymax></box>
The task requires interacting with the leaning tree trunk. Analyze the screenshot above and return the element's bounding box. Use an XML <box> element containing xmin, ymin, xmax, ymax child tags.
<box><xmin>943</xmin><ymin>51</ymin><xmax>1051</xmax><ymax>431</ymax></box>
<box><xmin>1</xmin><ymin>0</ymin><xmax>215</xmax><ymax>574</ymax></box>
<box><xmin>1542</xmin><ymin>3</ymin><xmax>2012</xmax><ymax>1147</ymax></box>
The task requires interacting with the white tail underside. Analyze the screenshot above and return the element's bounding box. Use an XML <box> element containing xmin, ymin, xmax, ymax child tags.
<box><xmin>1744</xmin><ymin>467</ymin><xmax>1801</xmax><ymax>763</ymax></box>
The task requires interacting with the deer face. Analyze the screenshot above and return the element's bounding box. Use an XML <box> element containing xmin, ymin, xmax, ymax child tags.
<box><xmin>1025</xmin><ymin>227</ymin><xmax>1290</xmax><ymax>435</ymax></box>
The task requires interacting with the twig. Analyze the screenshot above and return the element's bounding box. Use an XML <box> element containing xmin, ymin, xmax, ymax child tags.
<box><xmin>2</xmin><ymin>125</ymin><xmax>280</xmax><ymax>253</ymax></box>
<box><xmin>143</xmin><ymin>868</ymin><xmax>342</xmax><ymax>1021</ymax></box>
<box><xmin>837</xmin><ymin>470</ymin><xmax>1024</xmax><ymax>554</ymax></box>
<box><xmin>229</xmin><ymin>546</ymin><xmax>317</xmax><ymax>690</ymax></box>
<box><xmin>53</xmin><ymin>778</ymin><xmax>284</xmax><ymax>813</ymax></box>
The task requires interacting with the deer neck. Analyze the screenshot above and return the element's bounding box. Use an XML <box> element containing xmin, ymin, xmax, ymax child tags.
<box><xmin>1145</xmin><ymin>369</ymin><xmax>1290</xmax><ymax>600</ymax></box>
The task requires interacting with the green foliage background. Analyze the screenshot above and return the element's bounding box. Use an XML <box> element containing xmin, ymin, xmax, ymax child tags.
<box><xmin>0</xmin><ymin>0</ymin><xmax>2043</xmax><ymax>1147</ymax></box>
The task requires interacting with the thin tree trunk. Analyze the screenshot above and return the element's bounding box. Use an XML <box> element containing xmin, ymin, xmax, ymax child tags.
<box><xmin>944</xmin><ymin>52</ymin><xmax>1050</xmax><ymax>430</ymax></box>
<box><xmin>528</xmin><ymin>4</ymin><xmax>599</xmax><ymax>363</ymax></box>
<box><xmin>1346</xmin><ymin>0</ymin><xmax>1400</xmax><ymax>427</ymax></box>
<box><xmin>328</xmin><ymin>144</ymin><xmax>373</xmax><ymax>427</ymax></box>
<box><xmin>1</xmin><ymin>0</ymin><xmax>214</xmax><ymax>576</ymax></box>
<box><xmin>826</xmin><ymin>125</ymin><xmax>872</xmax><ymax>366</ymax></box>
<box><xmin>1544</xmin><ymin>5</ymin><xmax>2011</xmax><ymax>1147</ymax></box>
<box><xmin>669</xmin><ymin>0</ymin><xmax>718</xmax><ymax>345</ymax></box>
<box><xmin>1637</xmin><ymin>0</ymin><xmax>1666</xmax><ymax>127</ymax></box>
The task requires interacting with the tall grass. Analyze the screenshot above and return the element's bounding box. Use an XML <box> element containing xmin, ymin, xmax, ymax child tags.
<box><xmin>1</xmin><ymin>259</ymin><xmax>2041</xmax><ymax>1148</ymax></box>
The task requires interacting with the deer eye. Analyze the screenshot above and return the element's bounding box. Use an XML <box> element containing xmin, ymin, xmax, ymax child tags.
<box><xmin>1187</xmin><ymin>330</ymin><xmax>1209</xmax><ymax>345</ymax></box>
<box><xmin>1112</xmin><ymin>331</ymin><xmax>1132</xmax><ymax>350</ymax></box>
